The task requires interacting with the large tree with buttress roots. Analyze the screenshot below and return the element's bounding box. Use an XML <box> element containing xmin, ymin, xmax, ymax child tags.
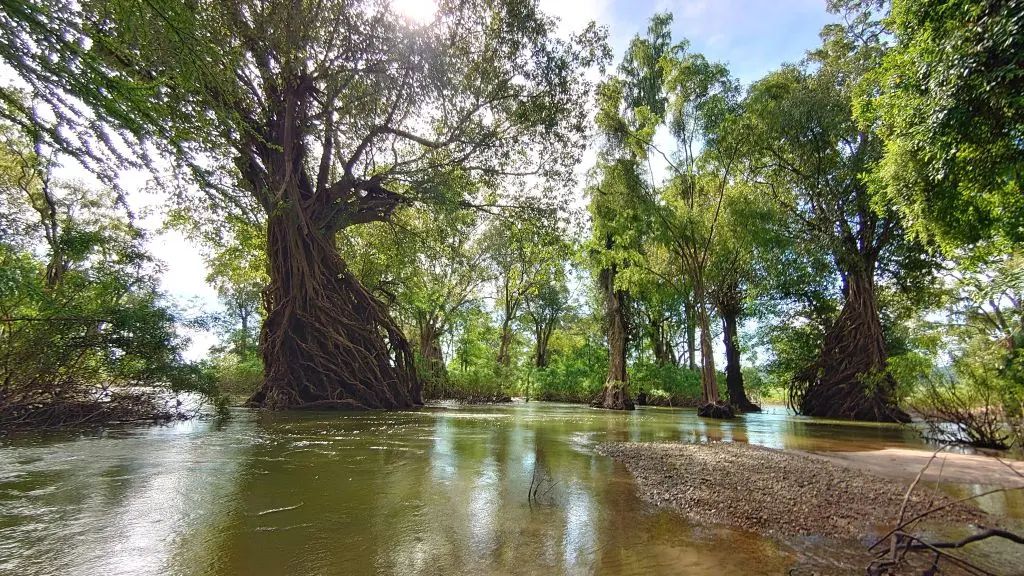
<box><xmin>741</xmin><ymin>20</ymin><xmax>933</xmax><ymax>422</ymax></box>
<box><xmin>2</xmin><ymin>0</ymin><xmax>605</xmax><ymax>408</ymax></box>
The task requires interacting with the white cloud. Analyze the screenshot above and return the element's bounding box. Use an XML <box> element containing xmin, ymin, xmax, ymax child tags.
<box><xmin>676</xmin><ymin>0</ymin><xmax>708</xmax><ymax>19</ymax></box>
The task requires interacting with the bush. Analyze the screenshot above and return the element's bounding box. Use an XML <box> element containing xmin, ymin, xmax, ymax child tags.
<box><xmin>429</xmin><ymin>364</ymin><xmax>511</xmax><ymax>401</ymax></box>
<box><xmin>741</xmin><ymin>366</ymin><xmax>786</xmax><ymax>404</ymax></box>
<box><xmin>912</xmin><ymin>366</ymin><xmax>1013</xmax><ymax>449</ymax></box>
<box><xmin>631</xmin><ymin>361</ymin><xmax>702</xmax><ymax>406</ymax></box>
<box><xmin>0</xmin><ymin>179</ymin><xmax>225</xmax><ymax>428</ymax></box>
<box><xmin>529</xmin><ymin>340</ymin><xmax>606</xmax><ymax>402</ymax></box>
<box><xmin>210</xmin><ymin>352</ymin><xmax>263</xmax><ymax>399</ymax></box>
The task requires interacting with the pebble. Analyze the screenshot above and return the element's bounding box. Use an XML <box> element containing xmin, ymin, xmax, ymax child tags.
<box><xmin>597</xmin><ymin>441</ymin><xmax>988</xmax><ymax>539</ymax></box>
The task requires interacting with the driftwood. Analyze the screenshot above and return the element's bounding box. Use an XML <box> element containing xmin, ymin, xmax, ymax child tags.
<box><xmin>867</xmin><ymin>446</ymin><xmax>1024</xmax><ymax>576</ymax></box>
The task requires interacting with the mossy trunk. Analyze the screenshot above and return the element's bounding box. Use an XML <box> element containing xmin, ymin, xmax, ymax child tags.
<box><xmin>593</xmin><ymin>262</ymin><xmax>634</xmax><ymax>410</ymax></box>
<box><xmin>419</xmin><ymin>319</ymin><xmax>446</xmax><ymax>396</ymax></box>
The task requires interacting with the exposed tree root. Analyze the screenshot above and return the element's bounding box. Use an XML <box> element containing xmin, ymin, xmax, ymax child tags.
<box><xmin>592</xmin><ymin>380</ymin><xmax>635</xmax><ymax>410</ymax></box>
<box><xmin>697</xmin><ymin>401</ymin><xmax>735</xmax><ymax>419</ymax></box>
<box><xmin>792</xmin><ymin>271</ymin><xmax>910</xmax><ymax>423</ymax></box>
<box><xmin>249</xmin><ymin>209</ymin><xmax>421</xmax><ymax>410</ymax></box>
<box><xmin>0</xmin><ymin>390</ymin><xmax>199</xmax><ymax>430</ymax></box>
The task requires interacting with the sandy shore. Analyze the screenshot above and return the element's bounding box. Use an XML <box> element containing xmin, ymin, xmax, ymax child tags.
<box><xmin>801</xmin><ymin>447</ymin><xmax>1024</xmax><ymax>487</ymax></box>
<box><xmin>597</xmin><ymin>441</ymin><xmax>999</xmax><ymax>539</ymax></box>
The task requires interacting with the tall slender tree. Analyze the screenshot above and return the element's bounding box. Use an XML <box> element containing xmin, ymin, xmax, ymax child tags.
<box><xmin>586</xmin><ymin>14</ymin><xmax>678</xmax><ymax>410</ymax></box>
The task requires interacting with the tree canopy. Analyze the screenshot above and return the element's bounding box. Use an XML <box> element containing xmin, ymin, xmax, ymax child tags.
<box><xmin>0</xmin><ymin>0</ymin><xmax>1020</xmax><ymax>437</ymax></box>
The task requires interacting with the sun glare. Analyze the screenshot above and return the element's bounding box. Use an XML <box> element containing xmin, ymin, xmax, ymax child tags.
<box><xmin>391</xmin><ymin>0</ymin><xmax>438</xmax><ymax>25</ymax></box>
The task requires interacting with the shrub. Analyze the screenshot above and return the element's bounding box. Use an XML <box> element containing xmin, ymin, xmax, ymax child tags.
<box><xmin>429</xmin><ymin>364</ymin><xmax>511</xmax><ymax>401</ymax></box>
<box><xmin>210</xmin><ymin>352</ymin><xmax>263</xmax><ymax>398</ymax></box>
<box><xmin>0</xmin><ymin>179</ymin><xmax>225</xmax><ymax>428</ymax></box>
<box><xmin>631</xmin><ymin>361</ymin><xmax>702</xmax><ymax>405</ymax></box>
<box><xmin>529</xmin><ymin>340</ymin><xmax>606</xmax><ymax>402</ymax></box>
<box><xmin>913</xmin><ymin>367</ymin><xmax>1012</xmax><ymax>449</ymax></box>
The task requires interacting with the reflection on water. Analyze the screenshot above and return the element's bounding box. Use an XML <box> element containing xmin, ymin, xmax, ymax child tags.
<box><xmin>0</xmin><ymin>402</ymin><xmax>1018</xmax><ymax>575</ymax></box>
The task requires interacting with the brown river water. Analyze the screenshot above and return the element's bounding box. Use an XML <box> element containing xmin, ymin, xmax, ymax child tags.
<box><xmin>1</xmin><ymin>402</ymin><xmax>1021</xmax><ymax>575</ymax></box>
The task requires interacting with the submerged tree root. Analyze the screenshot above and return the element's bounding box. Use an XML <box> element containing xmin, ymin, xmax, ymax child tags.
<box><xmin>0</xmin><ymin>390</ymin><xmax>198</xmax><ymax>430</ymax></box>
<box><xmin>697</xmin><ymin>401</ymin><xmax>735</xmax><ymax>419</ymax></box>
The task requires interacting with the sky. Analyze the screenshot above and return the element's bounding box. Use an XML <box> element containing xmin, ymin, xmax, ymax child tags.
<box><xmin>541</xmin><ymin>0</ymin><xmax>835</xmax><ymax>84</ymax></box>
<box><xmin>56</xmin><ymin>0</ymin><xmax>841</xmax><ymax>359</ymax></box>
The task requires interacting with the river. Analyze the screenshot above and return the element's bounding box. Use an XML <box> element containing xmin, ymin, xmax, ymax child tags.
<box><xmin>0</xmin><ymin>402</ymin><xmax>1019</xmax><ymax>575</ymax></box>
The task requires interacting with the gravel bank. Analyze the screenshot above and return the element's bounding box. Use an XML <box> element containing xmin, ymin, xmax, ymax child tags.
<box><xmin>598</xmin><ymin>441</ymin><xmax>989</xmax><ymax>538</ymax></box>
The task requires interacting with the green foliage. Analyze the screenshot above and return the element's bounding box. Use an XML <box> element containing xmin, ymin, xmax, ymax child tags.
<box><xmin>208</xmin><ymin>349</ymin><xmax>263</xmax><ymax>398</ymax></box>
<box><xmin>531</xmin><ymin>340</ymin><xmax>607</xmax><ymax>402</ymax></box>
<box><xmin>3</xmin><ymin>0</ymin><xmax>1019</xmax><ymax>426</ymax></box>
<box><xmin>631</xmin><ymin>361</ymin><xmax>702</xmax><ymax>404</ymax></box>
<box><xmin>740</xmin><ymin>367</ymin><xmax>784</xmax><ymax>404</ymax></box>
<box><xmin>0</xmin><ymin>142</ymin><xmax>223</xmax><ymax>426</ymax></box>
<box><xmin>860</xmin><ymin>0</ymin><xmax>1024</xmax><ymax>247</ymax></box>
<box><xmin>443</xmin><ymin>367</ymin><xmax>511</xmax><ymax>401</ymax></box>
<box><xmin>760</xmin><ymin>320</ymin><xmax>825</xmax><ymax>392</ymax></box>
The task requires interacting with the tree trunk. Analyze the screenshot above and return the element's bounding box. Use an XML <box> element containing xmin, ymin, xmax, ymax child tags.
<box><xmin>534</xmin><ymin>320</ymin><xmax>553</xmax><ymax>368</ymax></box>
<box><xmin>419</xmin><ymin>319</ymin><xmax>447</xmax><ymax>397</ymax></box>
<box><xmin>684</xmin><ymin>294</ymin><xmax>697</xmax><ymax>371</ymax></box>
<box><xmin>650</xmin><ymin>318</ymin><xmax>672</xmax><ymax>367</ymax></box>
<box><xmin>497</xmin><ymin>318</ymin><xmax>513</xmax><ymax>367</ymax></box>
<box><xmin>593</xmin><ymin>264</ymin><xmax>634</xmax><ymax>410</ymax></box>
<box><xmin>695</xmin><ymin>280</ymin><xmax>733</xmax><ymax>419</ymax></box>
<box><xmin>248</xmin><ymin>205</ymin><xmax>421</xmax><ymax>410</ymax></box>
<box><xmin>238</xmin><ymin>309</ymin><xmax>250</xmax><ymax>358</ymax></box>
<box><xmin>722</xmin><ymin>310</ymin><xmax>759</xmax><ymax>412</ymax></box>
<box><xmin>793</xmin><ymin>266</ymin><xmax>909</xmax><ymax>422</ymax></box>
<box><xmin>697</xmin><ymin>299</ymin><xmax>718</xmax><ymax>404</ymax></box>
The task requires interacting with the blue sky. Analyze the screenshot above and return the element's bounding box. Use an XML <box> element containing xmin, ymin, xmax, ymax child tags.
<box><xmin>543</xmin><ymin>0</ymin><xmax>836</xmax><ymax>85</ymax></box>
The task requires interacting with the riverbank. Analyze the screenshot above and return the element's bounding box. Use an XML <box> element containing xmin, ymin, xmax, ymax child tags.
<box><xmin>803</xmin><ymin>447</ymin><xmax>1024</xmax><ymax>487</ymax></box>
<box><xmin>597</xmin><ymin>441</ymin><xmax>998</xmax><ymax>539</ymax></box>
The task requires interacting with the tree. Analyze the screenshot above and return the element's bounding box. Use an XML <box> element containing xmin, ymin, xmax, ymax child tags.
<box><xmin>524</xmin><ymin>274</ymin><xmax>570</xmax><ymax>368</ymax></box>
<box><xmin>0</xmin><ymin>128</ymin><xmax>217</xmax><ymax>427</ymax></box>
<box><xmin>168</xmin><ymin>204</ymin><xmax>267</xmax><ymax>360</ymax></box>
<box><xmin>345</xmin><ymin>203</ymin><xmax>491</xmax><ymax>394</ymax></box>
<box><xmin>631</xmin><ymin>253</ymin><xmax>684</xmax><ymax>368</ymax></box>
<box><xmin>859</xmin><ymin>0</ymin><xmax>1024</xmax><ymax>248</ymax></box>
<box><xmin>741</xmin><ymin>19</ymin><xmax>931</xmax><ymax>421</ymax></box>
<box><xmin>656</xmin><ymin>50</ymin><xmax>744</xmax><ymax>418</ymax></box>
<box><xmin>585</xmin><ymin>14</ymin><xmax>679</xmax><ymax>411</ymax></box>
<box><xmin>586</xmin><ymin>158</ymin><xmax>648</xmax><ymax>410</ymax></box>
<box><xmin>706</xmin><ymin>184</ymin><xmax>766</xmax><ymax>412</ymax></box>
<box><xmin>594</xmin><ymin>14</ymin><xmax>743</xmax><ymax>416</ymax></box>
<box><xmin>949</xmin><ymin>245</ymin><xmax>1023</xmax><ymax>409</ymax></box>
<box><xmin>483</xmin><ymin>209</ymin><xmax>568</xmax><ymax>370</ymax></box>
<box><xmin>6</xmin><ymin>0</ymin><xmax>606</xmax><ymax>409</ymax></box>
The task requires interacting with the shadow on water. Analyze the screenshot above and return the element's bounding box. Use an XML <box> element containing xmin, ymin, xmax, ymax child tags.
<box><xmin>0</xmin><ymin>402</ymin><xmax>1019</xmax><ymax>575</ymax></box>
